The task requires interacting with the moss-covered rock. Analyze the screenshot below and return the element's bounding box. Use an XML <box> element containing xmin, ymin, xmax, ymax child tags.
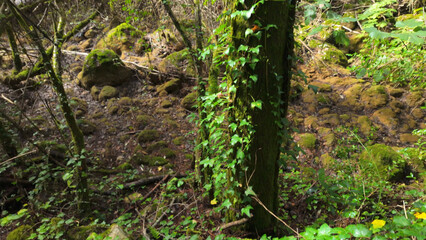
<box><xmin>136</xmin><ymin>114</ymin><xmax>153</xmax><ymax>128</ymax></box>
<box><xmin>172</xmin><ymin>136</ymin><xmax>184</xmax><ymax>145</ymax></box>
<box><xmin>95</xmin><ymin>22</ymin><xmax>146</xmax><ymax>55</ymax></box>
<box><xmin>147</xmin><ymin>140</ymin><xmax>167</xmax><ymax>153</ymax></box>
<box><xmin>90</xmin><ymin>85</ymin><xmax>100</xmax><ymax>100</ymax></box>
<box><xmin>118</xmin><ymin>97</ymin><xmax>133</xmax><ymax>106</ymax></box>
<box><xmin>78</xmin><ymin>49</ymin><xmax>132</xmax><ymax>89</ymax></box>
<box><xmin>156</xmin><ymin>78</ymin><xmax>181</xmax><ymax>94</ymax></box>
<box><xmin>157</xmin><ymin>49</ymin><xmax>195</xmax><ymax>76</ymax></box>
<box><xmin>388</xmin><ymin>88</ymin><xmax>405</xmax><ymax>98</ymax></box>
<box><xmin>137</xmin><ymin>129</ymin><xmax>160</xmax><ymax>143</ymax></box>
<box><xmin>99</xmin><ymin>86</ymin><xmax>119</xmax><ymax>101</ymax></box>
<box><xmin>360</xmin><ymin>144</ymin><xmax>408</xmax><ymax>182</ymax></box>
<box><xmin>342</xmin><ymin>84</ymin><xmax>364</xmax><ymax>111</ymax></box>
<box><xmin>139</xmin><ymin>155</ymin><xmax>169</xmax><ymax>166</ymax></box>
<box><xmin>181</xmin><ymin>91</ymin><xmax>197</xmax><ymax>110</ymax></box>
<box><xmin>357</xmin><ymin>115</ymin><xmax>373</xmax><ymax>137</ymax></box>
<box><xmin>320</xmin><ymin>114</ymin><xmax>340</xmax><ymax>127</ymax></box>
<box><xmin>320</xmin><ymin>153</ymin><xmax>335</xmax><ymax>168</ymax></box>
<box><xmin>411</xmin><ymin>108</ymin><xmax>424</xmax><ymax>119</ymax></box>
<box><xmin>298</xmin><ymin>133</ymin><xmax>317</xmax><ymax>149</ymax></box>
<box><xmin>161</xmin><ymin>99</ymin><xmax>173</xmax><ymax>108</ymax></box>
<box><xmin>107</xmin><ymin>99</ymin><xmax>119</xmax><ymax>115</ymax></box>
<box><xmin>116</xmin><ymin>162</ymin><xmax>132</xmax><ymax>170</ymax></box>
<box><xmin>6</xmin><ymin>225</ymin><xmax>32</xmax><ymax>240</ymax></box>
<box><xmin>405</xmin><ymin>91</ymin><xmax>424</xmax><ymax>107</ymax></box>
<box><xmin>67</xmin><ymin>225</ymin><xmax>105</xmax><ymax>240</ymax></box>
<box><xmin>158</xmin><ymin>148</ymin><xmax>176</xmax><ymax>159</ymax></box>
<box><xmin>70</xmin><ymin>97</ymin><xmax>88</xmax><ymax>117</ymax></box>
<box><xmin>304</xmin><ymin>116</ymin><xmax>319</xmax><ymax>129</ymax></box>
<box><xmin>77</xmin><ymin>119</ymin><xmax>97</xmax><ymax>135</ymax></box>
<box><xmin>372</xmin><ymin>108</ymin><xmax>398</xmax><ymax>129</ymax></box>
<box><xmin>361</xmin><ymin>85</ymin><xmax>388</xmax><ymax>110</ymax></box>
<box><xmin>399</xmin><ymin>133</ymin><xmax>419</xmax><ymax>144</ymax></box>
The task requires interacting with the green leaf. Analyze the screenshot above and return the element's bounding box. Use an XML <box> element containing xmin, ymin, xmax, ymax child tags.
<box><xmin>395</xmin><ymin>19</ymin><xmax>423</xmax><ymax>28</ymax></box>
<box><xmin>308</xmin><ymin>26</ymin><xmax>323</xmax><ymax>36</ymax></box>
<box><xmin>333</xmin><ymin>30</ymin><xmax>350</xmax><ymax>46</ymax></box>
<box><xmin>236</xmin><ymin>149</ymin><xmax>244</xmax><ymax>159</ymax></box>
<box><xmin>365</xmin><ymin>27</ymin><xmax>390</xmax><ymax>39</ymax></box>
<box><xmin>318</xmin><ymin>224</ymin><xmax>332</xmax><ymax>236</ymax></box>
<box><xmin>231</xmin><ymin>134</ymin><xmax>242</xmax><ymax>145</ymax></box>
<box><xmin>241</xmin><ymin>205</ymin><xmax>253</xmax><ymax>217</ymax></box>
<box><xmin>308</xmin><ymin>84</ymin><xmax>319</xmax><ymax>93</ymax></box>
<box><xmin>251</xmin><ymin>100</ymin><xmax>263</xmax><ymax>110</ymax></box>
<box><xmin>245</xmin><ymin>186</ymin><xmax>256</xmax><ymax>196</ymax></box>
<box><xmin>249</xmin><ymin>75</ymin><xmax>258</xmax><ymax>83</ymax></box>
<box><xmin>346</xmin><ymin>224</ymin><xmax>372</xmax><ymax>238</ymax></box>
<box><xmin>393</xmin><ymin>215</ymin><xmax>410</xmax><ymax>227</ymax></box>
<box><xmin>301</xmin><ymin>227</ymin><xmax>317</xmax><ymax>239</ymax></box>
<box><xmin>221</xmin><ymin>199</ymin><xmax>232</xmax><ymax>209</ymax></box>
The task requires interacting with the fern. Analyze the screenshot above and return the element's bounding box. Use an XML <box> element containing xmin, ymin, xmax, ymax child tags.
<box><xmin>148</xmin><ymin>226</ymin><xmax>160</xmax><ymax>239</ymax></box>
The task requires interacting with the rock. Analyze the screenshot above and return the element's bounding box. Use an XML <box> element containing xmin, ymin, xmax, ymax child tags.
<box><xmin>107</xmin><ymin>99</ymin><xmax>119</xmax><ymax>115</ymax></box>
<box><xmin>310</xmin><ymin>82</ymin><xmax>332</xmax><ymax>92</ymax></box>
<box><xmin>320</xmin><ymin>153</ymin><xmax>334</xmax><ymax>168</ymax></box>
<box><xmin>405</xmin><ymin>91</ymin><xmax>424</xmax><ymax>107</ymax></box>
<box><xmin>140</xmin><ymin>155</ymin><xmax>169</xmax><ymax>166</ymax></box>
<box><xmin>118</xmin><ymin>97</ymin><xmax>133</xmax><ymax>106</ymax></box>
<box><xmin>318</xmin><ymin>108</ymin><xmax>330</xmax><ymax>115</ymax></box>
<box><xmin>79</xmin><ymin>39</ymin><xmax>92</xmax><ymax>51</ymax></box>
<box><xmin>347</xmin><ymin>32</ymin><xmax>367</xmax><ymax>53</ymax></box>
<box><xmin>411</xmin><ymin>108</ymin><xmax>424</xmax><ymax>119</ymax></box>
<box><xmin>323</xmin><ymin>133</ymin><xmax>335</xmax><ymax>146</ymax></box>
<box><xmin>388</xmin><ymin>88</ymin><xmax>405</xmax><ymax>98</ymax></box>
<box><xmin>90</xmin><ymin>86</ymin><xmax>100</xmax><ymax>100</ymax></box>
<box><xmin>372</xmin><ymin>108</ymin><xmax>398</xmax><ymax>129</ymax></box>
<box><xmin>304</xmin><ymin>116</ymin><xmax>318</xmax><ymax>129</ymax></box>
<box><xmin>161</xmin><ymin>99</ymin><xmax>173</xmax><ymax>108</ymax></box>
<box><xmin>318</xmin><ymin>43</ymin><xmax>348</xmax><ymax>66</ymax></box>
<box><xmin>95</xmin><ymin>22</ymin><xmax>146</xmax><ymax>55</ymax></box>
<box><xmin>342</xmin><ymin>84</ymin><xmax>364</xmax><ymax>110</ymax></box>
<box><xmin>158</xmin><ymin>148</ymin><xmax>177</xmax><ymax>159</ymax></box>
<box><xmin>361</xmin><ymin>85</ymin><xmax>388</xmax><ymax>110</ymax></box>
<box><xmin>360</xmin><ymin>144</ymin><xmax>408</xmax><ymax>182</ymax></box>
<box><xmin>389</xmin><ymin>100</ymin><xmax>404</xmax><ymax>113</ymax></box>
<box><xmin>70</xmin><ymin>97</ymin><xmax>88</xmax><ymax>117</ymax></box>
<box><xmin>99</xmin><ymin>86</ymin><xmax>118</xmax><ymax>101</ymax></box>
<box><xmin>357</xmin><ymin>115</ymin><xmax>373</xmax><ymax>137</ymax></box>
<box><xmin>78</xmin><ymin>119</ymin><xmax>97</xmax><ymax>135</ymax></box>
<box><xmin>136</xmin><ymin>114</ymin><xmax>153</xmax><ymax>128</ymax></box>
<box><xmin>6</xmin><ymin>225</ymin><xmax>32</xmax><ymax>240</ymax></box>
<box><xmin>147</xmin><ymin>141</ymin><xmax>167</xmax><ymax>153</ymax></box>
<box><xmin>116</xmin><ymin>162</ymin><xmax>132</xmax><ymax>170</ymax></box>
<box><xmin>298</xmin><ymin>133</ymin><xmax>317</xmax><ymax>149</ymax></box>
<box><xmin>156</xmin><ymin>78</ymin><xmax>181</xmax><ymax>94</ymax></box>
<box><xmin>399</xmin><ymin>133</ymin><xmax>419</xmax><ymax>144</ymax></box>
<box><xmin>137</xmin><ymin>129</ymin><xmax>160</xmax><ymax>143</ymax></box>
<box><xmin>67</xmin><ymin>225</ymin><xmax>105</xmax><ymax>240</ymax></box>
<box><xmin>181</xmin><ymin>92</ymin><xmax>197</xmax><ymax>111</ymax></box>
<box><xmin>78</xmin><ymin>49</ymin><xmax>132</xmax><ymax>89</ymax></box>
<box><xmin>320</xmin><ymin>113</ymin><xmax>340</xmax><ymax>127</ymax></box>
<box><xmin>157</xmin><ymin>49</ymin><xmax>195</xmax><ymax>76</ymax></box>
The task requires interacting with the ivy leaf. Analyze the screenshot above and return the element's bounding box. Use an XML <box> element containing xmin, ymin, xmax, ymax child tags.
<box><xmin>231</xmin><ymin>134</ymin><xmax>242</xmax><ymax>145</ymax></box>
<box><xmin>249</xmin><ymin>75</ymin><xmax>258</xmax><ymax>83</ymax></box>
<box><xmin>221</xmin><ymin>199</ymin><xmax>232</xmax><ymax>209</ymax></box>
<box><xmin>318</xmin><ymin>224</ymin><xmax>332</xmax><ymax>236</ymax></box>
<box><xmin>236</xmin><ymin>149</ymin><xmax>245</xmax><ymax>159</ymax></box>
<box><xmin>238</xmin><ymin>45</ymin><xmax>249</xmax><ymax>52</ymax></box>
<box><xmin>241</xmin><ymin>205</ymin><xmax>253</xmax><ymax>217</ymax></box>
<box><xmin>229</xmin><ymin>123</ymin><xmax>237</xmax><ymax>132</ymax></box>
<box><xmin>251</xmin><ymin>100</ymin><xmax>262</xmax><ymax>110</ymax></box>
<box><xmin>245</xmin><ymin>186</ymin><xmax>256</xmax><ymax>196</ymax></box>
<box><xmin>301</xmin><ymin>227</ymin><xmax>317</xmax><ymax>238</ymax></box>
<box><xmin>240</xmin><ymin>119</ymin><xmax>250</xmax><ymax>127</ymax></box>
<box><xmin>346</xmin><ymin>224</ymin><xmax>372</xmax><ymax>238</ymax></box>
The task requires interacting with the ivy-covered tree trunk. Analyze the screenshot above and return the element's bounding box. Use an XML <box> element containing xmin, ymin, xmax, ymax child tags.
<box><xmin>231</xmin><ymin>0</ymin><xmax>296</xmax><ymax>233</ymax></box>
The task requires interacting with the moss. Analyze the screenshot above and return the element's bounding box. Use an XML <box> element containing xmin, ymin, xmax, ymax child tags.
<box><xmin>399</xmin><ymin>133</ymin><xmax>419</xmax><ymax>144</ymax></box>
<box><xmin>77</xmin><ymin>119</ymin><xmax>97</xmax><ymax>135</ymax></box>
<box><xmin>147</xmin><ymin>140</ymin><xmax>167</xmax><ymax>153</ymax></box>
<box><xmin>107</xmin><ymin>99</ymin><xmax>119</xmax><ymax>115</ymax></box>
<box><xmin>304</xmin><ymin>116</ymin><xmax>319</xmax><ymax>129</ymax></box>
<box><xmin>6</xmin><ymin>225</ymin><xmax>32</xmax><ymax>240</ymax></box>
<box><xmin>357</xmin><ymin>115</ymin><xmax>373</xmax><ymax>137</ymax></box>
<box><xmin>136</xmin><ymin>114</ymin><xmax>153</xmax><ymax>128</ymax></box>
<box><xmin>118</xmin><ymin>97</ymin><xmax>132</xmax><ymax>106</ymax></box>
<box><xmin>181</xmin><ymin>92</ymin><xmax>197</xmax><ymax>110</ymax></box>
<box><xmin>137</xmin><ymin>129</ymin><xmax>160</xmax><ymax>143</ymax></box>
<box><xmin>360</xmin><ymin>144</ymin><xmax>408</xmax><ymax>182</ymax></box>
<box><xmin>342</xmin><ymin>84</ymin><xmax>364</xmax><ymax>110</ymax></box>
<box><xmin>184</xmin><ymin>154</ymin><xmax>193</xmax><ymax>160</ymax></box>
<box><xmin>70</xmin><ymin>97</ymin><xmax>88</xmax><ymax>117</ymax></box>
<box><xmin>320</xmin><ymin>153</ymin><xmax>335</xmax><ymax>168</ymax></box>
<box><xmin>96</xmin><ymin>22</ymin><xmax>145</xmax><ymax>55</ymax></box>
<box><xmin>172</xmin><ymin>136</ymin><xmax>184</xmax><ymax>145</ymax></box>
<box><xmin>161</xmin><ymin>99</ymin><xmax>173</xmax><ymax>108</ymax></box>
<box><xmin>99</xmin><ymin>86</ymin><xmax>118</xmax><ymax>101</ymax></box>
<box><xmin>372</xmin><ymin>108</ymin><xmax>398</xmax><ymax>129</ymax></box>
<box><xmin>90</xmin><ymin>86</ymin><xmax>100</xmax><ymax>100</ymax></box>
<box><xmin>405</xmin><ymin>91</ymin><xmax>423</xmax><ymax>107</ymax></box>
<box><xmin>79</xmin><ymin>49</ymin><xmax>132</xmax><ymax>89</ymax></box>
<box><xmin>67</xmin><ymin>225</ymin><xmax>105</xmax><ymax>240</ymax></box>
<box><xmin>321</xmin><ymin>114</ymin><xmax>340</xmax><ymax>127</ymax></box>
<box><xmin>411</xmin><ymin>108</ymin><xmax>424</xmax><ymax>119</ymax></box>
<box><xmin>361</xmin><ymin>85</ymin><xmax>388</xmax><ymax>110</ymax></box>
<box><xmin>116</xmin><ymin>162</ymin><xmax>132</xmax><ymax>170</ymax></box>
<box><xmin>323</xmin><ymin>133</ymin><xmax>335</xmax><ymax>146</ymax></box>
<box><xmin>321</xmin><ymin>44</ymin><xmax>348</xmax><ymax>66</ymax></box>
<box><xmin>156</xmin><ymin>78</ymin><xmax>181</xmax><ymax>94</ymax></box>
<box><xmin>157</xmin><ymin>49</ymin><xmax>195</xmax><ymax>76</ymax></box>
<box><xmin>140</xmin><ymin>155</ymin><xmax>169</xmax><ymax>166</ymax></box>
<box><xmin>298</xmin><ymin>133</ymin><xmax>317</xmax><ymax>149</ymax></box>
<box><xmin>164</xmin><ymin>118</ymin><xmax>179</xmax><ymax>128</ymax></box>
<box><xmin>158</xmin><ymin>148</ymin><xmax>176</xmax><ymax>159</ymax></box>
<box><xmin>388</xmin><ymin>88</ymin><xmax>404</xmax><ymax>98</ymax></box>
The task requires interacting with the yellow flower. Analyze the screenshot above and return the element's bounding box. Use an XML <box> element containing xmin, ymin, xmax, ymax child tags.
<box><xmin>210</xmin><ymin>198</ymin><xmax>218</xmax><ymax>205</ymax></box>
<box><xmin>371</xmin><ymin>219</ymin><xmax>386</xmax><ymax>229</ymax></box>
<box><xmin>414</xmin><ymin>212</ymin><xmax>426</xmax><ymax>219</ymax></box>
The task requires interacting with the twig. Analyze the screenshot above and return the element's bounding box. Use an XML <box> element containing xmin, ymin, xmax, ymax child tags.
<box><xmin>0</xmin><ymin>150</ymin><xmax>37</xmax><ymax>166</ymax></box>
<box><xmin>252</xmin><ymin>196</ymin><xmax>303</xmax><ymax>238</ymax></box>
<box><xmin>140</xmin><ymin>174</ymin><xmax>169</xmax><ymax>202</ymax></box>
<box><xmin>216</xmin><ymin>218</ymin><xmax>249</xmax><ymax>231</ymax></box>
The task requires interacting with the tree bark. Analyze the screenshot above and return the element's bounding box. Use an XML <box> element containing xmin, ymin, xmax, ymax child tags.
<box><xmin>231</xmin><ymin>0</ymin><xmax>296</xmax><ymax>233</ymax></box>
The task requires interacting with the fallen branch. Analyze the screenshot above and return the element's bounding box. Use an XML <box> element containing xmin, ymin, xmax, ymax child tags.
<box><xmin>216</xmin><ymin>218</ymin><xmax>249</xmax><ymax>231</ymax></box>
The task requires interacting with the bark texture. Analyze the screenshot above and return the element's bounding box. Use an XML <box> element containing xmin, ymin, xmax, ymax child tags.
<box><xmin>231</xmin><ymin>0</ymin><xmax>296</xmax><ymax>233</ymax></box>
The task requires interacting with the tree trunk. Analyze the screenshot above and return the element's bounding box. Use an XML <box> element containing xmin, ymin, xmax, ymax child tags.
<box><xmin>231</xmin><ymin>0</ymin><xmax>296</xmax><ymax>233</ymax></box>
<box><xmin>5</xmin><ymin>24</ymin><xmax>23</xmax><ymax>73</ymax></box>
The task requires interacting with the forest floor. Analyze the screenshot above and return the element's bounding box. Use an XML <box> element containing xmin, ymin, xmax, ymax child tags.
<box><xmin>0</xmin><ymin>9</ymin><xmax>425</xmax><ymax>239</ymax></box>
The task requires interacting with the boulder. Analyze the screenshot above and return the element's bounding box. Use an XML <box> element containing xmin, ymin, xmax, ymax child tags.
<box><xmin>95</xmin><ymin>22</ymin><xmax>146</xmax><ymax>55</ymax></box>
<box><xmin>181</xmin><ymin>92</ymin><xmax>197</xmax><ymax>111</ymax></box>
<box><xmin>298</xmin><ymin>133</ymin><xmax>317</xmax><ymax>149</ymax></box>
<box><xmin>78</xmin><ymin>49</ymin><xmax>132</xmax><ymax>89</ymax></box>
